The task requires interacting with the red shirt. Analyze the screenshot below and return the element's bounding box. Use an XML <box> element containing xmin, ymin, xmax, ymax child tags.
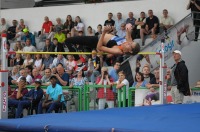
<box><xmin>42</xmin><ymin>21</ymin><xmax>53</xmax><ymax>33</ymax></box>
<box><xmin>9</xmin><ymin>88</ymin><xmax>28</xmax><ymax>100</ymax></box>
<box><xmin>96</xmin><ymin>76</ymin><xmax>115</xmax><ymax>100</ymax></box>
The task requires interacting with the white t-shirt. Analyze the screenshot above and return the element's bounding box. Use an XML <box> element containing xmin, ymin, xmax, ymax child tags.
<box><xmin>23</xmin><ymin>45</ymin><xmax>37</xmax><ymax>52</ymax></box>
<box><xmin>75</xmin><ymin>23</ymin><xmax>84</xmax><ymax>31</ymax></box>
<box><xmin>116</xmin><ymin>79</ymin><xmax>129</xmax><ymax>99</ymax></box>
<box><xmin>17</xmin><ymin>75</ymin><xmax>33</xmax><ymax>84</ymax></box>
<box><xmin>34</xmin><ymin>59</ymin><xmax>42</xmax><ymax>68</ymax></box>
<box><xmin>160</xmin><ymin>16</ymin><xmax>173</xmax><ymax>26</ymax></box>
<box><xmin>23</xmin><ymin>59</ymin><xmax>34</xmax><ymax>66</ymax></box>
<box><xmin>103</xmin><ymin>79</ymin><xmax>107</xmax><ymax>93</ymax></box>
<box><xmin>66</xmin><ymin>60</ymin><xmax>76</xmax><ymax>70</ymax></box>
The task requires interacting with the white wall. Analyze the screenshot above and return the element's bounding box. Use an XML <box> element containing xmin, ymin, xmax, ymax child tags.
<box><xmin>1</xmin><ymin>0</ymin><xmax>190</xmax><ymax>33</ymax></box>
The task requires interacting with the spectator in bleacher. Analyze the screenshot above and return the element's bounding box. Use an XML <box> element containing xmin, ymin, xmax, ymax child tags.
<box><xmin>135</xmin><ymin>11</ymin><xmax>146</xmax><ymax>38</ymax></box>
<box><xmin>140</xmin><ymin>10</ymin><xmax>160</xmax><ymax>46</ymax></box>
<box><xmin>142</xmin><ymin>65</ymin><xmax>155</xmax><ymax>83</ymax></box>
<box><xmin>25</xmin><ymin>65</ymin><xmax>33</xmax><ymax>76</ymax></box>
<box><xmin>54</xmin><ymin>27</ymin><xmax>66</xmax><ymax>44</ymax></box>
<box><xmin>7</xmin><ymin>20</ymin><xmax>18</xmax><ymax>40</ymax></box>
<box><xmin>13</xmin><ymin>68</ymin><xmax>33</xmax><ymax>85</ymax></box>
<box><xmin>54</xmin><ymin>65</ymin><xmax>69</xmax><ymax>86</ymax></box>
<box><xmin>72</xmin><ymin>16</ymin><xmax>84</xmax><ymax>36</ymax></box>
<box><xmin>146</xmin><ymin>68</ymin><xmax>160</xmax><ymax>89</ymax></box>
<box><xmin>41</xmin><ymin>54</ymin><xmax>54</xmax><ymax>71</ymax></box>
<box><xmin>95</xmin><ymin>24</ymin><xmax>102</xmax><ymax>36</ymax></box>
<box><xmin>115</xmin><ymin>12</ymin><xmax>126</xmax><ymax>33</ymax></box>
<box><xmin>68</xmin><ymin>67</ymin><xmax>89</xmax><ymax>112</ymax></box>
<box><xmin>6</xmin><ymin>42</ymin><xmax>14</xmax><ymax>67</ymax></box>
<box><xmin>33</xmin><ymin>54</ymin><xmax>42</xmax><ymax>71</ymax></box>
<box><xmin>187</xmin><ymin>0</ymin><xmax>200</xmax><ymax>41</ymax></box>
<box><xmin>104</xmin><ymin>12</ymin><xmax>115</xmax><ymax>27</ymax></box>
<box><xmin>43</xmin><ymin>39</ymin><xmax>53</xmax><ymax>52</ymax></box>
<box><xmin>21</xmin><ymin>28</ymin><xmax>36</xmax><ymax>46</ymax></box>
<box><xmin>8</xmin><ymin>77</ymin><xmax>28</xmax><ymax>110</ymax></box>
<box><xmin>15</xmin><ymin>19</ymin><xmax>28</xmax><ymax>41</ymax></box>
<box><xmin>40</xmin><ymin>16</ymin><xmax>53</xmax><ymax>41</ymax></box>
<box><xmin>96</xmin><ymin>67</ymin><xmax>114</xmax><ymax>109</ymax></box>
<box><xmin>15</xmin><ymin>79</ymin><xmax>43</xmax><ymax>118</ymax></box>
<box><xmin>31</xmin><ymin>68</ymin><xmax>42</xmax><ymax>84</ymax></box>
<box><xmin>10</xmin><ymin>66</ymin><xmax>20</xmax><ymax>82</ymax></box>
<box><xmin>116</xmin><ymin>23</ymin><xmax>126</xmax><ymax>38</ymax></box>
<box><xmin>49</xmin><ymin>17</ymin><xmax>64</xmax><ymax>41</ymax></box>
<box><xmin>132</xmin><ymin>72</ymin><xmax>147</xmax><ymax>88</ymax></box>
<box><xmin>85</xmin><ymin>49</ymin><xmax>100</xmax><ymax>83</ymax></box>
<box><xmin>41</xmin><ymin>68</ymin><xmax>52</xmax><ymax>86</ymax></box>
<box><xmin>0</xmin><ymin>18</ymin><xmax>8</xmax><ymax>35</ymax></box>
<box><xmin>22</xmin><ymin>54</ymin><xmax>34</xmax><ymax>68</ymax></box>
<box><xmin>126</xmin><ymin>12</ymin><xmax>137</xmax><ymax>39</ymax></box>
<box><xmin>109</xmin><ymin>61</ymin><xmax>120</xmax><ymax>82</ymax></box>
<box><xmin>66</xmin><ymin>55</ymin><xmax>76</xmax><ymax>74</ymax></box>
<box><xmin>14</xmin><ymin>41</ymin><xmax>23</xmax><ymax>52</ymax></box>
<box><xmin>63</xmin><ymin>15</ymin><xmax>75</xmax><ymax>34</ymax></box>
<box><xmin>38</xmin><ymin>75</ymin><xmax>64</xmax><ymax>113</ymax></box>
<box><xmin>171</xmin><ymin>50</ymin><xmax>191</xmax><ymax>104</ymax></box>
<box><xmin>23</xmin><ymin>39</ymin><xmax>37</xmax><ymax>52</ymax></box>
<box><xmin>160</xmin><ymin>9</ymin><xmax>174</xmax><ymax>32</ymax></box>
<box><xmin>116</xmin><ymin>71</ymin><xmax>129</xmax><ymax>107</ymax></box>
<box><xmin>50</xmin><ymin>54</ymin><xmax>67</xmax><ymax>69</ymax></box>
<box><xmin>86</xmin><ymin>26</ymin><xmax>95</xmax><ymax>36</ymax></box>
<box><xmin>11</xmin><ymin>53</ymin><xmax>24</xmax><ymax>68</ymax></box>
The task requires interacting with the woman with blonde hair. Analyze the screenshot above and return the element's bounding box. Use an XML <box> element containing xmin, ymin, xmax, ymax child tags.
<box><xmin>14</xmin><ymin>41</ymin><xmax>23</xmax><ymax>51</ymax></box>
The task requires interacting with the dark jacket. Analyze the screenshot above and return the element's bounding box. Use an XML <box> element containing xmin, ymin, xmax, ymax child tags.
<box><xmin>51</xmin><ymin>42</ymin><xmax>65</xmax><ymax>52</ymax></box>
<box><xmin>174</xmin><ymin>60</ymin><xmax>190</xmax><ymax>96</ymax></box>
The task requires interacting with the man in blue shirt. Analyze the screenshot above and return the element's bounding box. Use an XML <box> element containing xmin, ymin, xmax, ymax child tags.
<box><xmin>54</xmin><ymin>65</ymin><xmax>69</xmax><ymax>86</ymax></box>
<box><xmin>15</xmin><ymin>79</ymin><xmax>43</xmax><ymax>118</ymax></box>
<box><xmin>38</xmin><ymin>75</ymin><xmax>64</xmax><ymax>113</ymax></box>
<box><xmin>21</xmin><ymin>28</ymin><xmax>36</xmax><ymax>46</ymax></box>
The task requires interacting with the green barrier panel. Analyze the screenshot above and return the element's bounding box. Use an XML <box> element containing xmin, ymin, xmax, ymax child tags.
<box><xmin>117</xmin><ymin>86</ymin><xmax>126</xmax><ymax>107</ymax></box>
<box><xmin>84</xmin><ymin>84</ymin><xmax>113</xmax><ymax>111</ymax></box>
<box><xmin>10</xmin><ymin>85</ymin><xmax>83</xmax><ymax>111</ymax></box>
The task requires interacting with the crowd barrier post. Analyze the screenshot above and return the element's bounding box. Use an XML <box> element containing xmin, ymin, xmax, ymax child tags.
<box><xmin>117</xmin><ymin>86</ymin><xmax>126</xmax><ymax>107</ymax></box>
<box><xmin>128</xmin><ymin>87</ymin><xmax>135</xmax><ymax>107</ymax></box>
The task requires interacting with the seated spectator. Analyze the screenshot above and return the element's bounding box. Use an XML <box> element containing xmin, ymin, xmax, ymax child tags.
<box><xmin>160</xmin><ymin>9</ymin><xmax>173</xmax><ymax>32</ymax></box>
<box><xmin>95</xmin><ymin>24</ymin><xmax>102</xmax><ymax>36</ymax></box>
<box><xmin>5</xmin><ymin>42</ymin><xmax>14</xmax><ymax>67</ymax></box>
<box><xmin>12</xmin><ymin>53</ymin><xmax>24</xmax><ymax>68</ymax></box>
<box><xmin>37</xmin><ymin>75</ymin><xmax>64</xmax><ymax>113</ymax></box>
<box><xmin>109</xmin><ymin>61</ymin><xmax>120</xmax><ymax>82</ymax></box>
<box><xmin>21</xmin><ymin>28</ymin><xmax>36</xmax><ymax>46</ymax></box>
<box><xmin>8</xmin><ymin>77</ymin><xmax>28</xmax><ymax>112</ymax></box>
<box><xmin>25</xmin><ymin>65</ymin><xmax>33</xmax><ymax>76</ymax></box>
<box><xmin>7</xmin><ymin>20</ymin><xmax>17</xmax><ymax>40</ymax></box>
<box><xmin>51</xmin><ymin>38</ymin><xmax>65</xmax><ymax>53</ymax></box>
<box><xmin>132</xmin><ymin>72</ymin><xmax>148</xmax><ymax>88</ymax></box>
<box><xmin>54</xmin><ymin>27</ymin><xmax>66</xmax><ymax>44</ymax></box>
<box><xmin>116</xmin><ymin>23</ymin><xmax>126</xmax><ymax>38</ymax></box>
<box><xmin>12</xmin><ymin>69</ymin><xmax>32</xmax><ymax>85</ymax></box>
<box><xmin>48</xmin><ymin>17</ymin><xmax>64</xmax><ymax>41</ymax></box>
<box><xmin>66</xmin><ymin>55</ymin><xmax>76</xmax><ymax>73</ymax></box>
<box><xmin>53</xmin><ymin>65</ymin><xmax>69</xmax><ymax>86</ymax></box>
<box><xmin>31</xmin><ymin>68</ymin><xmax>42</xmax><ymax>84</ymax></box>
<box><xmin>43</xmin><ymin>39</ymin><xmax>53</xmax><ymax>52</ymax></box>
<box><xmin>15</xmin><ymin>19</ymin><xmax>28</xmax><ymax>41</ymax></box>
<box><xmin>63</xmin><ymin>15</ymin><xmax>75</xmax><ymax>34</ymax></box>
<box><xmin>14</xmin><ymin>41</ymin><xmax>23</xmax><ymax>52</ymax></box>
<box><xmin>22</xmin><ymin>54</ymin><xmax>34</xmax><ymax>68</ymax></box>
<box><xmin>126</xmin><ymin>12</ymin><xmax>137</xmax><ymax>39</ymax></box>
<box><xmin>135</xmin><ymin>11</ymin><xmax>146</xmax><ymax>38</ymax></box>
<box><xmin>72</xmin><ymin>16</ymin><xmax>84</xmax><ymax>36</ymax></box>
<box><xmin>0</xmin><ymin>18</ymin><xmax>8</xmax><ymax>35</ymax></box>
<box><xmin>50</xmin><ymin>54</ymin><xmax>67</xmax><ymax>69</ymax></box>
<box><xmin>115</xmin><ymin>12</ymin><xmax>126</xmax><ymax>33</ymax></box>
<box><xmin>33</xmin><ymin>54</ymin><xmax>42</xmax><ymax>71</ymax></box>
<box><xmin>8</xmin><ymin>66</ymin><xmax>20</xmax><ymax>85</ymax></box>
<box><xmin>85</xmin><ymin>50</ymin><xmax>100</xmax><ymax>83</ymax></box>
<box><xmin>116</xmin><ymin>71</ymin><xmax>129</xmax><ymax>106</ymax></box>
<box><xmin>15</xmin><ymin>79</ymin><xmax>43</xmax><ymax>118</ymax></box>
<box><xmin>140</xmin><ymin>10</ymin><xmax>159</xmax><ymax>46</ymax></box>
<box><xmin>104</xmin><ymin>12</ymin><xmax>115</xmax><ymax>27</ymax></box>
<box><xmin>146</xmin><ymin>68</ymin><xmax>160</xmax><ymax>89</ymax></box>
<box><xmin>23</xmin><ymin>38</ymin><xmax>37</xmax><ymax>52</ymax></box>
<box><xmin>86</xmin><ymin>26</ymin><xmax>95</xmax><ymax>36</ymax></box>
<box><xmin>67</xmin><ymin>68</ymin><xmax>88</xmax><ymax>112</ymax></box>
<box><xmin>96</xmin><ymin>67</ymin><xmax>114</xmax><ymax>110</ymax></box>
<box><xmin>41</xmin><ymin>68</ymin><xmax>52</xmax><ymax>86</ymax></box>
<box><xmin>41</xmin><ymin>54</ymin><xmax>54</xmax><ymax>71</ymax></box>
<box><xmin>39</xmin><ymin>16</ymin><xmax>53</xmax><ymax>41</ymax></box>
